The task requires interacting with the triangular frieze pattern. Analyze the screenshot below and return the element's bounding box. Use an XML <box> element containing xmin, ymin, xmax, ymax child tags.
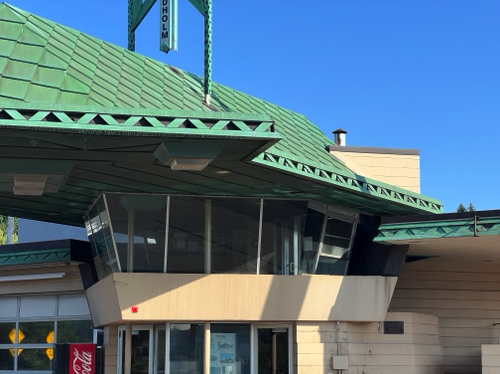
<box><xmin>0</xmin><ymin>248</ymin><xmax>71</xmax><ymax>266</ymax></box>
<box><xmin>0</xmin><ymin>107</ymin><xmax>275</xmax><ymax>133</ymax></box>
<box><xmin>258</xmin><ymin>151</ymin><xmax>443</xmax><ymax>214</ymax></box>
<box><xmin>376</xmin><ymin>217</ymin><xmax>500</xmax><ymax>241</ymax></box>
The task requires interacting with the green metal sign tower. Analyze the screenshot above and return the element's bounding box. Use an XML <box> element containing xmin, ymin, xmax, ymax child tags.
<box><xmin>127</xmin><ymin>0</ymin><xmax>212</xmax><ymax>104</ymax></box>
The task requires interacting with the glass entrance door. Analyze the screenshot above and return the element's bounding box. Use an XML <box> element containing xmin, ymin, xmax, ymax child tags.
<box><xmin>256</xmin><ymin>327</ymin><xmax>291</xmax><ymax>374</ymax></box>
<box><xmin>118</xmin><ymin>326</ymin><xmax>153</xmax><ymax>374</ymax></box>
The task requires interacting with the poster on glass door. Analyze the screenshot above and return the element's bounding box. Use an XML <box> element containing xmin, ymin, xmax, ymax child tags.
<box><xmin>210</xmin><ymin>333</ymin><xmax>235</xmax><ymax>374</ymax></box>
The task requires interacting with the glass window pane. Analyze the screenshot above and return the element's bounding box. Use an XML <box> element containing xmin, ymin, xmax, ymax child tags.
<box><xmin>89</xmin><ymin>204</ymin><xmax>112</xmax><ymax>278</ymax></box>
<box><xmin>300</xmin><ymin>204</ymin><xmax>326</xmax><ymax>274</ymax></box>
<box><xmin>211</xmin><ymin>198</ymin><xmax>260</xmax><ymax>274</ymax></box>
<box><xmin>19</xmin><ymin>321</ymin><xmax>54</xmax><ymax>344</ymax></box>
<box><xmin>325</xmin><ymin>217</ymin><xmax>353</xmax><ymax>239</ymax></box>
<box><xmin>20</xmin><ymin>296</ymin><xmax>56</xmax><ymax>318</ymax></box>
<box><xmin>0</xmin><ymin>322</ymin><xmax>16</xmax><ymax>344</ymax></box>
<box><xmin>317</xmin><ymin>212</ymin><xmax>355</xmax><ymax>275</ymax></box>
<box><xmin>321</xmin><ymin>235</ymin><xmax>350</xmax><ymax>258</ymax></box>
<box><xmin>168</xmin><ymin>197</ymin><xmax>206</xmax><ymax>273</ymax></box>
<box><xmin>155</xmin><ymin>327</ymin><xmax>166</xmax><ymax>374</ymax></box>
<box><xmin>322</xmin><ymin>216</ymin><xmax>353</xmax><ymax>258</ymax></box>
<box><xmin>17</xmin><ymin>349</ymin><xmax>52</xmax><ymax>370</ymax></box>
<box><xmin>58</xmin><ymin>294</ymin><xmax>90</xmax><ymax>316</ymax></box>
<box><xmin>210</xmin><ymin>324</ymin><xmax>250</xmax><ymax>374</ymax></box>
<box><xmin>316</xmin><ymin>256</ymin><xmax>348</xmax><ymax>275</ymax></box>
<box><xmin>107</xmin><ymin>194</ymin><xmax>167</xmax><ymax>273</ymax></box>
<box><xmin>170</xmin><ymin>323</ymin><xmax>203</xmax><ymax>374</ymax></box>
<box><xmin>97</xmin><ymin>197</ymin><xmax>120</xmax><ymax>273</ymax></box>
<box><xmin>57</xmin><ymin>320</ymin><xmax>93</xmax><ymax>343</ymax></box>
<box><xmin>105</xmin><ymin>194</ymin><xmax>129</xmax><ymax>273</ymax></box>
<box><xmin>261</xmin><ymin>200</ymin><xmax>308</xmax><ymax>275</ymax></box>
<box><xmin>86</xmin><ymin>214</ymin><xmax>102</xmax><ymax>279</ymax></box>
<box><xmin>131</xmin><ymin>330</ymin><xmax>151</xmax><ymax>374</ymax></box>
<box><xmin>257</xmin><ymin>328</ymin><xmax>289</xmax><ymax>374</ymax></box>
<box><xmin>0</xmin><ymin>297</ymin><xmax>17</xmax><ymax>318</ymax></box>
<box><xmin>0</xmin><ymin>349</ymin><xmax>14</xmax><ymax>370</ymax></box>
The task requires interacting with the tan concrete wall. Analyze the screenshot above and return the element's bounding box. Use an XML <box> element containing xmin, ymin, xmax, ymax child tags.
<box><xmin>330</xmin><ymin>151</ymin><xmax>420</xmax><ymax>193</ymax></box>
<box><xmin>390</xmin><ymin>260</ymin><xmax>500</xmax><ymax>374</ymax></box>
<box><xmin>0</xmin><ymin>264</ymin><xmax>84</xmax><ymax>295</ymax></box>
<box><xmin>296</xmin><ymin>313</ymin><xmax>442</xmax><ymax>374</ymax></box>
<box><xmin>104</xmin><ymin>325</ymin><xmax>119</xmax><ymax>374</ymax></box>
<box><xmin>482</xmin><ymin>344</ymin><xmax>500</xmax><ymax>374</ymax></box>
<box><xmin>86</xmin><ymin>274</ymin><xmax>397</xmax><ymax>326</ymax></box>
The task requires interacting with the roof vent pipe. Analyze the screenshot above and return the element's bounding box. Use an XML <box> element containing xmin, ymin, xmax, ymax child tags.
<box><xmin>332</xmin><ymin>128</ymin><xmax>347</xmax><ymax>146</ymax></box>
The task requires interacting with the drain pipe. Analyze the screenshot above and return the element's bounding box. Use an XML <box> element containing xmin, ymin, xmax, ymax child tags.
<box><xmin>336</xmin><ymin>321</ymin><xmax>340</xmax><ymax>355</ymax></box>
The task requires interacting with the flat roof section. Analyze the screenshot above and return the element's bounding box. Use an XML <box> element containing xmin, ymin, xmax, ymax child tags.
<box><xmin>329</xmin><ymin>145</ymin><xmax>420</xmax><ymax>156</ymax></box>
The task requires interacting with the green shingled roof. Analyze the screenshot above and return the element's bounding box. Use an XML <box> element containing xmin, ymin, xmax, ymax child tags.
<box><xmin>0</xmin><ymin>3</ymin><xmax>443</xmax><ymax>219</ymax></box>
<box><xmin>0</xmin><ymin>2</ymin><xmax>345</xmax><ymax>172</ymax></box>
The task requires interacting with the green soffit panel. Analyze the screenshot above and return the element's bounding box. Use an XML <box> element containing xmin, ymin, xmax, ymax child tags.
<box><xmin>0</xmin><ymin>3</ymin><xmax>443</xmax><ymax>215</ymax></box>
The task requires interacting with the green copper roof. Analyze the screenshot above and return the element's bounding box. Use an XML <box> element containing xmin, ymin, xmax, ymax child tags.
<box><xmin>0</xmin><ymin>2</ymin><xmax>345</xmax><ymax>172</ymax></box>
<box><xmin>0</xmin><ymin>3</ymin><xmax>443</xmax><ymax>222</ymax></box>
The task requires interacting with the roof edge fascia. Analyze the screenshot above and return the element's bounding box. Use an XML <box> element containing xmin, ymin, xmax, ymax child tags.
<box><xmin>251</xmin><ymin>151</ymin><xmax>443</xmax><ymax>215</ymax></box>
<box><xmin>0</xmin><ymin>102</ymin><xmax>281</xmax><ymax>142</ymax></box>
<box><xmin>0</xmin><ymin>100</ymin><xmax>273</xmax><ymax>122</ymax></box>
<box><xmin>376</xmin><ymin>210</ymin><xmax>500</xmax><ymax>242</ymax></box>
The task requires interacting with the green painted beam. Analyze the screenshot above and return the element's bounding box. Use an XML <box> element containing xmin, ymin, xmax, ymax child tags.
<box><xmin>130</xmin><ymin>0</ymin><xmax>157</xmax><ymax>31</ymax></box>
<box><xmin>0</xmin><ymin>248</ymin><xmax>70</xmax><ymax>266</ymax></box>
<box><xmin>375</xmin><ymin>215</ymin><xmax>500</xmax><ymax>241</ymax></box>
<box><xmin>188</xmin><ymin>0</ymin><xmax>205</xmax><ymax>15</ymax></box>
<box><xmin>128</xmin><ymin>0</ymin><xmax>158</xmax><ymax>51</ymax></box>
<box><xmin>204</xmin><ymin>0</ymin><xmax>212</xmax><ymax>100</ymax></box>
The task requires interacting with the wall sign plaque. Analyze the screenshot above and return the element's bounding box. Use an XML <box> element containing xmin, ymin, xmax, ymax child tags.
<box><xmin>383</xmin><ymin>321</ymin><xmax>404</xmax><ymax>334</ymax></box>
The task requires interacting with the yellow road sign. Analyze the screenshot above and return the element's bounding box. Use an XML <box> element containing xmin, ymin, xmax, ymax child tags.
<box><xmin>46</xmin><ymin>348</ymin><xmax>53</xmax><ymax>360</ymax></box>
<box><xmin>46</xmin><ymin>331</ymin><xmax>54</xmax><ymax>344</ymax></box>
<box><xmin>9</xmin><ymin>348</ymin><xmax>23</xmax><ymax>356</ymax></box>
<box><xmin>8</xmin><ymin>328</ymin><xmax>24</xmax><ymax>344</ymax></box>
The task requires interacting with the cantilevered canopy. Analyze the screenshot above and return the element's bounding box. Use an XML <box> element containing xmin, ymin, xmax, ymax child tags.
<box><xmin>375</xmin><ymin>210</ymin><xmax>500</xmax><ymax>264</ymax></box>
<box><xmin>0</xmin><ymin>3</ymin><xmax>443</xmax><ymax>225</ymax></box>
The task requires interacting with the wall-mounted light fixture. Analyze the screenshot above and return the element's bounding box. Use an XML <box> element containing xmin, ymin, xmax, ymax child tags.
<box><xmin>0</xmin><ymin>160</ymin><xmax>73</xmax><ymax>196</ymax></box>
<box><xmin>168</xmin><ymin>157</ymin><xmax>211</xmax><ymax>171</ymax></box>
<box><xmin>13</xmin><ymin>175</ymin><xmax>48</xmax><ymax>195</ymax></box>
<box><xmin>154</xmin><ymin>142</ymin><xmax>225</xmax><ymax>171</ymax></box>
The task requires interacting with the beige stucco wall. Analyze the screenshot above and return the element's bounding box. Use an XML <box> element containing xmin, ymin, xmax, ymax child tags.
<box><xmin>390</xmin><ymin>259</ymin><xmax>500</xmax><ymax>374</ymax></box>
<box><xmin>482</xmin><ymin>344</ymin><xmax>500</xmax><ymax>374</ymax></box>
<box><xmin>104</xmin><ymin>325</ymin><xmax>119</xmax><ymax>374</ymax></box>
<box><xmin>296</xmin><ymin>312</ymin><xmax>442</xmax><ymax>374</ymax></box>
<box><xmin>330</xmin><ymin>150</ymin><xmax>420</xmax><ymax>193</ymax></box>
<box><xmin>86</xmin><ymin>274</ymin><xmax>397</xmax><ymax>326</ymax></box>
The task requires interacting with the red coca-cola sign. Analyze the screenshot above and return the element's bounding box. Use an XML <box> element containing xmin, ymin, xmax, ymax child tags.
<box><xmin>68</xmin><ymin>344</ymin><xmax>96</xmax><ymax>374</ymax></box>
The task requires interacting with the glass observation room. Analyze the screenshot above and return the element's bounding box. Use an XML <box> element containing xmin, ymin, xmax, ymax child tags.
<box><xmin>84</xmin><ymin>193</ymin><xmax>359</xmax><ymax>279</ymax></box>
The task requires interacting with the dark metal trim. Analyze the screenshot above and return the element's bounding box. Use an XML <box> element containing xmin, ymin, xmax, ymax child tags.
<box><xmin>329</xmin><ymin>145</ymin><xmax>419</xmax><ymax>156</ymax></box>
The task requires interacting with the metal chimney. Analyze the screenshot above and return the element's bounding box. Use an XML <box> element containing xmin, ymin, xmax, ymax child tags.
<box><xmin>332</xmin><ymin>128</ymin><xmax>347</xmax><ymax>146</ymax></box>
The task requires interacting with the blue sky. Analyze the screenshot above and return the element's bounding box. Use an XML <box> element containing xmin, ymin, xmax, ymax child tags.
<box><xmin>9</xmin><ymin>0</ymin><xmax>500</xmax><ymax>212</ymax></box>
